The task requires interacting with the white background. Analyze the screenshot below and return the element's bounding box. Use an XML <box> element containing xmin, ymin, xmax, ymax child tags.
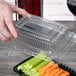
<box><xmin>43</xmin><ymin>0</ymin><xmax>75</xmax><ymax>21</ymax></box>
<box><xmin>4</xmin><ymin>0</ymin><xmax>75</xmax><ymax>21</ymax></box>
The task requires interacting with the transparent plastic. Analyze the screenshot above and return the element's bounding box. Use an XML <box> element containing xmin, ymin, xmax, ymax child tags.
<box><xmin>15</xmin><ymin>15</ymin><xmax>74</xmax><ymax>58</ymax></box>
<box><xmin>0</xmin><ymin>15</ymin><xmax>76</xmax><ymax>74</ymax></box>
<box><xmin>15</xmin><ymin>15</ymin><xmax>76</xmax><ymax>70</ymax></box>
<box><xmin>58</xmin><ymin>34</ymin><xmax>76</xmax><ymax>70</ymax></box>
<box><xmin>15</xmin><ymin>15</ymin><xmax>66</xmax><ymax>54</ymax></box>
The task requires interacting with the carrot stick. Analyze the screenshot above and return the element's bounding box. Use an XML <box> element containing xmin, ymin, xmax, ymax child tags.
<box><xmin>64</xmin><ymin>71</ymin><xmax>70</xmax><ymax>76</ymax></box>
<box><xmin>46</xmin><ymin>64</ymin><xmax>59</xmax><ymax>72</ymax></box>
<box><xmin>45</xmin><ymin>64</ymin><xmax>59</xmax><ymax>76</ymax></box>
<box><xmin>39</xmin><ymin>62</ymin><xmax>55</xmax><ymax>76</ymax></box>
<box><xmin>45</xmin><ymin>68</ymin><xmax>60</xmax><ymax>76</ymax></box>
<box><xmin>62</xmin><ymin>70</ymin><xmax>70</xmax><ymax>76</ymax></box>
<box><xmin>54</xmin><ymin>68</ymin><xmax>65</xmax><ymax>76</ymax></box>
<box><xmin>60</xmin><ymin>73</ymin><xmax>67</xmax><ymax>76</ymax></box>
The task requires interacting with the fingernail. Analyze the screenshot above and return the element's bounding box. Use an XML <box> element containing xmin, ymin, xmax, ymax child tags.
<box><xmin>13</xmin><ymin>31</ymin><xmax>18</xmax><ymax>38</ymax></box>
<box><xmin>14</xmin><ymin>33</ymin><xmax>18</xmax><ymax>38</ymax></box>
<box><xmin>27</xmin><ymin>14</ymin><xmax>31</xmax><ymax>18</ymax></box>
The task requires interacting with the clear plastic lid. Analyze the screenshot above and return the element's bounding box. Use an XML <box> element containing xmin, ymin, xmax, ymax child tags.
<box><xmin>15</xmin><ymin>15</ymin><xmax>64</xmax><ymax>54</ymax></box>
<box><xmin>15</xmin><ymin>15</ymin><xmax>74</xmax><ymax>60</ymax></box>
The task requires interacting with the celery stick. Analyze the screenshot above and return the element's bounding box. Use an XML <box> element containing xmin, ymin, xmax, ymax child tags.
<box><xmin>36</xmin><ymin>51</ymin><xmax>51</xmax><ymax>61</ymax></box>
<box><xmin>17</xmin><ymin>64</ymin><xmax>27</xmax><ymax>71</ymax></box>
<box><xmin>25</xmin><ymin>57</ymin><xmax>39</xmax><ymax>65</ymax></box>
<box><xmin>36</xmin><ymin>51</ymin><xmax>48</xmax><ymax>58</ymax></box>
<box><xmin>28</xmin><ymin>60</ymin><xmax>49</xmax><ymax>76</ymax></box>
<box><xmin>25</xmin><ymin>60</ymin><xmax>48</xmax><ymax>75</ymax></box>
<box><xmin>17</xmin><ymin>62</ymin><xmax>27</xmax><ymax>71</ymax></box>
<box><xmin>18</xmin><ymin>51</ymin><xmax>51</xmax><ymax>71</ymax></box>
<box><xmin>22</xmin><ymin>59</ymin><xmax>43</xmax><ymax>75</ymax></box>
<box><xmin>17</xmin><ymin>66</ymin><xmax>22</xmax><ymax>71</ymax></box>
<box><xmin>17</xmin><ymin>57</ymin><xmax>43</xmax><ymax>71</ymax></box>
<box><xmin>30</xmin><ymin>72</ymin><xmax>40</xmax><ymax>76</ymax></box>
<box><xmin>25</xmin><ymin>57</ymin><xmax>43</xmax><ymax>69</ymax></box>
<box><xmin>32</xmin><ymin>60</ymin><xmax>49</xmax><ymax>72</ymax></box>
<box><xmin>17</xmin><ymin>57</ymin><xmax>43</xmax><ymax>75</ymax></box>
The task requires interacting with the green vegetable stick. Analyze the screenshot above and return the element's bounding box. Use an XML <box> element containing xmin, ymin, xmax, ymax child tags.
<box><xmin>30</xmin><ymin>72</ymin><xmax>40</xmax><ymax>76</ymax></box>
<box><xmin>36</xmin><ymin>51</ymin><xmax>51</xmax><ymax>61</ymax></box>
<box><xmin>25</xmin><ymin>57</ymin><xmax>43</xmax><ymax>69</ymax></box>
<box><xmin>27</xmin><ymin>60</ymin><xmax>49</xmax><ymax>76</ymax></box>
<box><xmin>22</xmin><ymin>59</ymin><xmax>43</xmax><ymax>75</ymax></box>
<box><xmin>32</xmin><ymin>60</ymin><xmax>49</xmax><ymax>72</ymax></box>
<box><xmin>17</xmin><ymin>57</ymin><xmax>43</xmax><ymax>71</ymax></box>
<box><xmin>17</xmin><ymin>58</ymin><xmax>43</xmax><ymax>75</ymax></box>
<box><xmin>18</xmin><ymin>51</ymin><xmax>51</xmax><ymax>70</ymax></box>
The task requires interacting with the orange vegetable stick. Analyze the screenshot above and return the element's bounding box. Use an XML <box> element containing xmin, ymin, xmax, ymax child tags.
<box><xmin>60</xmin><ymin>73</ymin><xmax>68</xmax><ymax>76</ymax></box>
<box><xmin>39</xmin><ymin>62</ymin><xmax>55</xmax><ymax>76</ymax></box>
<box><xmin>65</xmin><ymin>72</ymin><xmax>70</xmax><ymax>76</ymax></box>
<box><xmin>46</xmin><ymin>64</ymin><xmax>59</xmax><ymax>72</ymax></box>
<box><xmin>45</xmin><ymin>68</ymin><xmax>60</xmax><ymax>76</ymax></box>
<box><xmin>45</xmin><ymin>64</ymin><xmax>59</xmax><ymax>76</ymax></box>
<box><xmin>62</xmin><ymin>69</ymin><xmax>70</xmax><ymax>76</ymax></box>
<box><xmin>54</xmin><ymin>68</ymin><xmax>65</xmax><ymax>76</ymax></box>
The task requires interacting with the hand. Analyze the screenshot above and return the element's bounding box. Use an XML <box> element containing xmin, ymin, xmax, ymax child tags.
<box><xmin>0</xmin><ymin>0</ymin><xmax>29</xmax><ymax>42</ymax></box>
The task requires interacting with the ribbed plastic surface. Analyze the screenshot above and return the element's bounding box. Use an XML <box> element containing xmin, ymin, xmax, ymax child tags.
<box><xmin>0</xmin><ymin>15</ymin><xmax>76</xmax><ymax>71</ymax></box>
<box><xmin>16</xmin><ymin>15</ymin><xmax>64</xmax><ymax>52</ymax></box>
<box><xmin>15</xmin><ymin>15</ymin><xmax>74</xmax><ymax>59</ymax></box>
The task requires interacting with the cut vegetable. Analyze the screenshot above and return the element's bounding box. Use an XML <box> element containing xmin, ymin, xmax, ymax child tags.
<box><xmin>62</xmin><ymin>70</ymin><xmax>70</xmax><ymax>76</ymax></box>
<box><xmin>17</xmin><ymin>57</ymin><xmax>43</xmax><ymax>75</ymax></box>
<box><xmin>45</xmin><ymin>68</ymin><xmax>60</xmax><ymax>76</ymax></box>
<box><xmin>32</xmin><ymin>61</ymin><xmax>49</xmax><ymax>72</ymax></box>
<box><xmin>36</xmin><ymin>51</ymin><xmax>51</xmax><ymax>61</ymax></box>
<box><xmin>39</xmin><ymin>62</ymin><xmax>55</xmax><ymax>76</ymax></box>
<box><xmin>29</xmin><ymin>60</ymin><xmax>49</xmax><ymax>76</ymax></box>
<box><xmin>60</xmin><ymin>73</ymin><xmax>68</xmax><ymax>76</ymax></box>
<box><xmin>46</xmin><ymin>64</ymin><xmax>59</xmax><ymax>73</ymax></box>
<box><xmin>25</xmin><ymin>57</ymin><xmax>43</xmax><ymax>69</ymax></box>
<box><xmin>17</xmin><ymin>51</ymin><xmax>51</xmax><ymax>71</ymax></box>
<box><xmin>54</xmin><ymin>68</ymin><xmax>64</xmax><ymax>76</ymax></box>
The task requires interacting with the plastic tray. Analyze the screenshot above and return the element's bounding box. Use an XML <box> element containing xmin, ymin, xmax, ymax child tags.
<box><xmin>13</xmin><ymin>56</ymin><xmax>76</xmax><ymax>76</ymax></box>
<box><xmin>13</xmin><ymin>56</ymin><xmax>33</xmax><ymax>76</ymax></box>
